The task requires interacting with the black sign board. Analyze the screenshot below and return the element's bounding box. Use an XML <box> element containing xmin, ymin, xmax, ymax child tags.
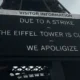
<box><xmin>0</xmin><ymin>10</ymin><xmax>80</xmax><ymax>57</ymax></box>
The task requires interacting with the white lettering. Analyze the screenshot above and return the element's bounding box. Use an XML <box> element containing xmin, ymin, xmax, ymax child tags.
<box><xmin>14</xmin><ymin>30</ymin><xmax>38</xmax><ymax>36</ymax></box>
<box><xmin>0</xmin><ymin>30</ymin><xmax>11</xmax><ymax>36</ymax></box>
<box><xmin>26</xmin><ymin>45</ymin><xmax>38</xmax><ymax>51</ymax></box>
<box><xmin>41</xmin><ymin>45</ymin><xmax>79</xmax><ymax>52</ymax></box>
<box><xmin>20</xmin><ymin>18</ymin><xmax>34</xmax><ymax>23</ymax></box>
<box><xmin>40</xmin><ymin>31</ymin><xmax>63</xmax><ymax>37</ymax></box>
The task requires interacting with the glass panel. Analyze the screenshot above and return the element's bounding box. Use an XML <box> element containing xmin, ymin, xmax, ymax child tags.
<box><xmin>59</xmin><ymin>0</ymin><xmax>80</xmax><ymax>14</ymax></box>
<box><xmin>0</xmin><ymin>0</ymin><xmax>80</xmax><ymax>14</ymax></box>
<box><xmin>0</xmin><ymin>0</ymin><xmax>69</xmax><ymax>13</ymax></box>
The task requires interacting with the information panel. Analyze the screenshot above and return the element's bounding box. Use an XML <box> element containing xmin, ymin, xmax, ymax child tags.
<box><xmin>0</xmin><ymin>10</ymin><xmax>80</xmax><ymax>56</ymax></box>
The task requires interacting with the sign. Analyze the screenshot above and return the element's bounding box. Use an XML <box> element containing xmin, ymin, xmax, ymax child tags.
<box><xmin>0</xmin><ymin>10</ymin><xmax>80</xmax><ymax>57</ymax></box>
